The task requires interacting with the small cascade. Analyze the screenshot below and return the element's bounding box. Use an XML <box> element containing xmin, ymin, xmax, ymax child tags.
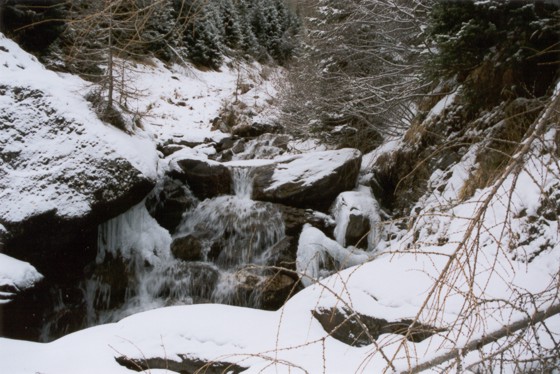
<box><xmin>232</xmin><ymin>166</ymin><xmax>254</xmax><ymax>199</ymax></box>
<box><xmin>40</xmin><ymin>165</ymin><xmax>289</xmax><ymax>338</ymax></box>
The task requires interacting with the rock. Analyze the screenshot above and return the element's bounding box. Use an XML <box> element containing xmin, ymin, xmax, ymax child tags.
<box><xmin>252</xmin><ymin>149</ymin><xmax>362</xmax><ymax>211</ymax></box>
<box><xmin>276</xmin><ymin>204</ymin><xmax>335</xmax><ymax>237</ymax></box>
<box><xmin>259</xmin><ymin>272</ymin><xmax>298</xmax><ymax>310</ymax></box>
<box><xmin>0</xmin><ymin>40</ymin><xmax>158</xmax><ymax>340</ymax></box>
<box><xmin>232</xmin><ymin>268</ymin><xmax>297</xmax><ymax>310</ymax></box>
<box><xmin>171</xmin><ymin>156</ymin><xmax>232</xmax><ymax>200</ymax></box>
<box><xmin>171</xmin><ymin>235</ymin><xmax>203</xmax><ymax>262</ymax></box>
<box><xmin>146</xmin><ymin>177</ymin><xmax>197</xmax><ymax>234</ymax></box>
<box><xmin>116</xmin><ymin>354</ymin><xmax>247</xmax><ymax>374</ymax></box>
<box><xmin>232</xmin><ymin>122</ymin><xmax>281</xmax><ymax>138</ymax></box>
<box><xmin>331</xmin><ymin>186</ymin><xmax>381</xmax><ymax>250</ymax></box>
<box><xmin>157</xmin><ymin>143</ymin><xmax>185</xmax><ymax>157</ymax></box>
<box><xmin>313</xmin><ymin>307</ymin><xmax>440</xmax><ymax>347</ymax></box>
<box><xmin>215</xmin><ymin>136</ymin><xmax>236</xmax><ymax>152</ymax></box>
<box><xmin>266</xmin><ymin>236</ymin><xmax>298</xmax><ymax>273</ymax></box>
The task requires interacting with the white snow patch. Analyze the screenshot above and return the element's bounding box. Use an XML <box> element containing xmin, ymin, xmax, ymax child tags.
<box><xmin>266</xmin><ymin>148</ymin><xmax>361</xmax><ymax>191</ymax></box>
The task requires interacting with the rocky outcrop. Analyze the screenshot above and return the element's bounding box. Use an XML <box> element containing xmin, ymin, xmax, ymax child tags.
<box><xmin>252</xmin><ymin>149</ymin><xmax>362</xmax><ymax>211</ymax></box>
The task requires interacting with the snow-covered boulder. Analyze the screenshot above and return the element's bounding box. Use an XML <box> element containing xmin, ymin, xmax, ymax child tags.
<box><xmin>252</xmin><ymin>148</ymin><xmax>362</xmax><ymax>211</ymax></box>
<box><xmin>296</xmin><ymin>225</ymin><xmax>373</xmax><ymax>287</ymax></box>
<box><xmin>331</xmin><ymin>186</ymin><xmax>381</xmax><ymax>250</ymax></box>
<box><xmin>168</xmin><ymin>148</ymin><xmax>232</xmax><ymax>200</ymax></box>
<box><xmin>0</xmin><ymin>254</ymin><xmax>43</xmax><ymax>304</ymax></box>
<box><xmin>0</xmin><ymin>33</ymin><xmax>158</xmax><ymax>240</ymax></box>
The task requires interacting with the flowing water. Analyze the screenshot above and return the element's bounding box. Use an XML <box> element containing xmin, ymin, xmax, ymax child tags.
<box><xmin>40</xmin><ymin>166</ymin><xmax>286</xmax><ymax>339</ymax></box>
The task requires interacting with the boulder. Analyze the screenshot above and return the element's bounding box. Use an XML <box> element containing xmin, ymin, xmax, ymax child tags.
<box><xmin>170</xmin><ymin>154</ymin><xmax>232</xmax><ymax>200</ymax></box>
<box><xmin>252</xmin><ymin>149</ymin><xmax>362</xmax><ymax>211</ymax></box>
<box><xmin>116</xmin><ymin>354</ymin><xmax>247</xmax><ymax>374</ymax></box>
<box><xmin>146</xmin><ymin>177</ymin><xmax>197</xmax><ymax>234</ymax></box>
<box><xmin>232</xmin><ymin>268</ymin><xmax>297</xmax><ymax>310</ymax></box>
<box><xmin>276</xmin><ymin>204</ymin><xmax>335</xmax><ymax>237</ymax></box>
<box><xmin>171</xmin><ymin>235</ymin><xmax>203</xmax><ymax>262</ymax></box>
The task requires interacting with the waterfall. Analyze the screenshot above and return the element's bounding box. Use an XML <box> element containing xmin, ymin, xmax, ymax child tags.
<box><xmin>43</xmin><ymin>165</ymin><xmax>288</xmax><ymax>337</ymax></box>
<box><xmin>232</xmin><ymin>166</ymin><xmax>254</xmax><ymax>199</ymax></box>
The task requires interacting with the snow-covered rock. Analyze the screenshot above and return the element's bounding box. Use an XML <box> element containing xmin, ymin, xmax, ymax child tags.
<box><xmin>0</xmin><ymin>254</ymin><xmax>43</xmax><ymax>304</ymax></box>
<box><xmin>252</xmin><ymin>148</ymin><xmax>362</xmax><ymax>211</ymax></box>
<box><xmin>331</xmin><ymin>186</ymin><xmax>381</xmax><ymax>250</ymax></box>
<box><xmin>0</xmin><ymin>33</ymin><xmax>157</xmax><ymax>238</ymax></box>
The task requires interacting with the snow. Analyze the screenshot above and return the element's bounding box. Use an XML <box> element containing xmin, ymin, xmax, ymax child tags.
<box><xmin>0</xmin><ymin>254</ymin><xmax>43</xmax><ymax>303</ymax></box>
<box><xmin>266</xmin><ymin>148</ymin><xmax>361</xmax><ymax>191</ymax></box>
<box><xmin>297</xmin><ymin>224</ymin><xmax>374</xmax><ymax>288</ymax></box>
<box><xmin>0</xmin><ymin>33</ymin><xmax>159</xmax><ymax>223</ymax></box>
<box><xmin>426</xmin><ymin>91</ymin><xmax>458</xmax><ymax>121</ymax></box>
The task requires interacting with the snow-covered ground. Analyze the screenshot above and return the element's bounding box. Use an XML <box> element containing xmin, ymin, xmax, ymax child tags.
<box><xmin>1</xmin><ymin>31</ymin><xmax>559</xmax><ymax>373</ymax></box>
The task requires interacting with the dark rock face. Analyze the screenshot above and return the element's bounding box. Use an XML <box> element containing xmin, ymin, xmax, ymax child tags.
<box><xmin>252</xmin><ymin>149</ymin><xmax>362</xmax><ymax>211</ymax></box>
<box><xmin>345</xmin><ymin>213</ymin><xmax>371</xmax><ymax>249</ymax></box>
<box><xmin>146</xmin><ymin>177</ymin><xmax>197</xmax><ymax>234</ymax></box>
<box><xmin>172</xmin><ymin>158</ymin><xmax>232</xmax><ymax>200</ymax></box>
<box><xmin>171</xmin><ymin>235</ymin><xmax>203</xmax><ymax>262</ymax></box>
<box><xmin>312</xmin><ymin>307</ymin><xmax>441</xmax><ymax>347</ymax></box>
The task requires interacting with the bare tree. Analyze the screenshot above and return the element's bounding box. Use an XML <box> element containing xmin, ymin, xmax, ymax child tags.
<box><xmin>280</xmin><ymin>0</ymin><xmax>434</xmax><ymax>150</ymax></box>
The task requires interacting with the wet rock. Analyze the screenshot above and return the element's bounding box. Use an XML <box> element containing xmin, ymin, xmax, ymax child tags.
<box><xmin>171</xmin><ymin>235</ymin><xmax>203</xmax><ymax>262</ymax></box>
<box><xmin>146</xmin><ymin>177</ymin><xmax>197</xmax><ymax>234</ymax></box>
<box><xmin>259</xmin><ymin>272</ymin><xmax>298</xmax><ymax>310</ymax></box>
<box><xmin>252</xmin><ymin>149</ymin><xmax>362</xmax><ymax>211</ymax></box>
<box><xmin>233</xmin><ymin>268</ymin><xmax>297</xmax><ymax>310</ymax></box>
<box><xmin>267</xmin><ymin>236</ymin><xmax>297</xmax><ymax>270</ymax></box>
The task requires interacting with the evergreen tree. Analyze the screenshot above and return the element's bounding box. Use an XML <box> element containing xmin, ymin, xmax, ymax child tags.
<box><xmin>217</xmin><ymin>0</ymin><xmax>243</xmax><ymax>50</ymax></box>
<box><xmin>184</xmin><ymin>3</ymin><xmax>224</xmax><ymax>68</ymax></box>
